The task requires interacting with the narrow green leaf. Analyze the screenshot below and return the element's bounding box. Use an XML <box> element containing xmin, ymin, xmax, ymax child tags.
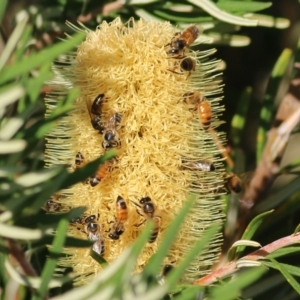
<box><xmin>216</xmin><ymin>1</ymin><xmax>272</xmax><ymax>13</ymax></box>
<box><xmin>210</xmin><ymin>266</ymin><xmax>266</xmax><ymax>300</ymax></box>
<box><xmin>262</xmin><ymin>261</ymin><xmax>300</xmax><ymax>277</ymax></box>
<box><xmin>0</xmin><ymin>140</ymin><xmax>27</xmax><ymax>154</ymax></box>
<box><xmin>34</xmin><ymin>218</ymin><xmax>69</xmax><ymax>300</ymax></box>
<box><xmin>268</xmin><ymin>258</ymin><xmax>300</xmax><ymax>294</ymax></box>
<box><xmin>233</xmin><ymin>210</ymin><xmax>273</xmax><ymax>260</ymax></box>
<box><xmin>4</xmin><ymin>258</ymin><xmax>71</xmax><ymax>289</ymax></box>
<box><xmin>172</xmin><ymin>285</ymin><xmax>204</xmax><ymax>300</ymax></box>
<box><xmin>135</xmin><ymin>9</ymin><xmax>165</xmax><ymax>22</ymax></box>
<box><xmin>167</xmin><ymin>225</ymin><xmax>220</xmax><ymax>287</ymax></box>
<box><xmin>0</xmin><ymin>32</ymin><xmax>84</xmax><ymax>84</ymax></box>
<box><xmin>229</xmin><ymin>87</ymin><xmax>251</xmax><ymax>153</ymax></box>
<box><xmin>153</xmin><ymin>9</ymin><xmax>213</xmax><ymax>23</ymax></box>
<box><xmin>0</xmin><ymin>117</ymin><xmax>24</xmax><ymax>140</ymax></box>
<box><xmin>143</xmin><ymin>195</ymin><xmax>196</xmax><ymax>277</ymax></box>
<box><xmin>266</xmin><ymin>246</ymin><xmax>300</xmax><ymax>259</ymax></box>
<box><xmin>256</xmin><ymin>49</ymin><xmax>293</xmax><ymax>162</ymax></box>
<box><xmin>0</xmin><ymin>15</ymin><xmax>28</xmax><ymax>71</ymax></box>
<box><xmin>0</xmin><ymin>85</ymin><xmax>25</xmax><ymax>109</ymax></box>
<box><xmin>14</xmin><ymin>24</ymin><xmax>33</xmax><ymax>62</ymax></box>
<box><xmin>90</xmin><ymin>249</ymin><xmax>109</xmax><ymax>267</ymax></box>
<box><xmin>0</xmin><ymin>223</ymin><xmax>43</xmax><ymax>240</ymax></box>
<box><xmin>61</xmin><ymin>150</ymin><xmax>117</xmax><ymax>189</ymax></box>
<box><xmin>15</xmin><ymin>168</ymin><xmax>61</xmax><ymax>187</ymax></box>
<box><xmin>187</xmin><ymin>0</ymin><xmax>258</xmax><ymax>26</ymax></box>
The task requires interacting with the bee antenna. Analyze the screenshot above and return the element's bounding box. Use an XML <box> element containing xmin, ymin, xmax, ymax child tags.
<box><xmin>130</xmin><ymin>200</ymin><xmax>141</xmax><ymax>208</ymax></box>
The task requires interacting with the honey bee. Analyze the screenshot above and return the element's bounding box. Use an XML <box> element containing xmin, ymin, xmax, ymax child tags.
<box><xmin>86</xmin><ymin>93</ymin><xmax>106</xmax><ymax>134</ymax></box>
<box><xmin>75</xmin><ymin>151</ymin><xmax>85</xmax><ymax>169</ymax></box>
<box><xmin>72</xmin><ymin>214</ymin><xmax>105</xmax><ymax>256</ymax></box>
<box><xmin>89</xmin><ymin>163</ymin><xmax>110</xmax><ymax>187</ymax></box>
<box><xmin>182</xmin><ymin>159</ymin><xmax>215</xmax><ymax>172</ymax></box>
<box><xmin>43</xmin><ymin>199</ymin><xmax>62</xmax><ymax>212</ymax></box>
<box><xmin>169</xmin><ymin>56</ymin><xmax>196</xmax><ymax>77</ymax></box>
<box><xmin>183</xmin><ymin>91</ymin><xmax>211</xmax><ymax>130</ymax></box>
<box><xmin>102</xmin><ymin>113</ymin><xmax>122</xmax><ymax>150</ymax></box>
<box><xmin>107</xmin><ymin>195</ymin><xmax>128</xmax><ymax>240</ymax></box>
<box><xmin>132</xmin><ymin>197</ymin><xmax>161</xmax><ymax>243</ymax></box>
<box><xmin>162</xmin><ymin>264</ymin><xmax>174</xmax><ymax>277</ymax></box>
<box><xmin>209</xmin><ymin>172</ymin><xmax>252</xmax><ymax>195</ymax></box>
<box><xmin>224</xmin><ymin>172</ymin><xmax>243</xmax><ymax>194</ymax></box>
<box><xmin>43</xmin><ymin>194</ymin><xmax>68</xmax><ymax>212</ymax></box>
<box><xmin>166</xmin><ymin>25</ymin><xmax>199</xmax><ymax>57</ymax></box>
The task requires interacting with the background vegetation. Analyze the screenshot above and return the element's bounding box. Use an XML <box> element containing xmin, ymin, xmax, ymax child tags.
<box><xmin>1</xmin><ymin>0</ymin><xmax>300</xmax><ymax>299</ymax></box>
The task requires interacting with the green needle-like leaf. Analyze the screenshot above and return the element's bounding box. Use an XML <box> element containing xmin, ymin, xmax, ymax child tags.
<box><xmin>210</xmin><ymin>266</ymin><xmax>267</xmax><ymax>300</ymax></box>
<box><xmin>167</xmin><ymin>225</ymin><xmax>220</xmax><ymax>286</ymax></box>
<box><xmin>0</xmin><ymin>32</ymin><xmax>84</xmax><ymax>84</ymax></box>
<box><xmin>143</xmin><ymin>195</ymin><xmax>196</xmax><ymax>277</ymax></box>
<box><xmin>256</xmin><ymin>48</ymin><xmax>293</xmax><ymax>162</ymax></box>
<box><xmin>216</xmin><ymin>1</ymin><xmax>272</xmax><ymax>14</ymax></box>
<box><xmin>262</xmin><ymin>261</ymin><xmax>300</xmax><ymax>277</ymax></box>
<box><xmin>34</xmin><ymin>218</ymin><xmax>69</xmax><ymax>300</ymax></box>
<box><xmin>231</xmin><ymin>210</ymin><xmax>274</xmax><ymax>260</ymax></box>
<box><xmin>267</xmin><ymin>258</ymin><xmax>300</xmax><ymax>294</ymax></box>
<box><xmin>266</xmin><ymin>246</ymin><xmax>300</xmax><ymax>259</ymax></box>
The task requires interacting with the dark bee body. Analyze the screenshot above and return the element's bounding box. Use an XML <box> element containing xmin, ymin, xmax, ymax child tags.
<box><xmin>180</xmin><ymin>57</ymin><xmax>196</xmax><ymax>72</ymax></box>
<box><xmin>209</xmin><ymin>172</ymin><xmax>252</xmax><ymax>195</ymax></box>
<box><xmin>71</xmin><ymin>214</ymin><xmax>105</xmax><ymax>256</ymax></box>
<box><xmin>107</xmin><ymin>195</ymin><xmax>128</xmax><ymax>240</ymax></box>
<box><xmin>75</xmin><ymin>152</ymin><xmax>85</xmax><ymax>169</ymax></box>
<box><xmin>43</xmin><ymin>194</ymin><xmax>68</xmax><ymax>212</ymax></box>
<box><xmin>102</xmin><ymin>113</ymin><xmax>122</xmax><ymax>150</ymax></box>
<box><xmin>162</xmin><ymin>264</ymin><xmax>174</xmax><ymax>277</ymax></box>
<box><xmin>225</xmin><ymin>172</ymin><xmax>243</xmax><ymax>194</ymax></box>
<box><xmin>132</xmin><ymin>197</ymin><xmax>160</xmax><ymax>243</ymax></box>
<box><xmin>169</xmin><ymin>56</ymin><xmax>196</xmax><ymax>77</ymax></box>
<box><xmin>43</xmin><ymin>200</ymin><xmax>61</xmax><ymax>212</ymax></box>
<box><xmin>166</xmin><ymin>25</ymin><xmax>199</xmax><ymax>57</ymax></box>
<box><xmin>86</xmin><ymin>94</ymin><xmax>106</xmax><ymax>134</ymax></box>
<box><xmin>183</xmin><ymin>91</ymin><xmax>211</xmax><ymax>130</ymax></box>
<box><xmin>86</xmin><ymin>221</ymin><xmax>105</xmax><ymax>256</ymax></box>
<box><xmin>89</xmin><ymin>163</ymin><xmax>109</xmax><ymax>187</ymax></box>
<box><xmin>182</xmin><ymin>159</ymin><xmax>215</xmax><ymax>172</ymax></box>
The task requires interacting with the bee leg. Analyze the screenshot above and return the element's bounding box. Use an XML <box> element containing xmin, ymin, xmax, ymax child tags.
<box><xmin>106</xmin><ymin>216</ymin><xmax>116</xmax><ymax>231</ymax></box>
<box><xmin>134</xmin><ymin>219</ymin><xmax>147</xmax><ymax>227</ymax></box>
<box><xmin>130</xmin><ymin>200</ymin><xmax>141</xmax><ymax>208</ymax></box>
<box><xmin>167</xmin><ymin>68</ymin><xmax>184</xmax><ymax>75</ymax></box>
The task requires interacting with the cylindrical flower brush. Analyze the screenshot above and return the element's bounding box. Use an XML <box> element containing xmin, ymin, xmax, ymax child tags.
<box><xmin>45</xmin><ymin>18</ymin><xmax>226</xmax><ymax>285</ymax></box>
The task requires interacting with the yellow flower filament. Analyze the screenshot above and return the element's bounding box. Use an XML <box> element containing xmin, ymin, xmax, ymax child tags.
<box><xmin>45</xmin><ymin>18</ymin><xmax>226</xmax><ymax>285</ymax></box>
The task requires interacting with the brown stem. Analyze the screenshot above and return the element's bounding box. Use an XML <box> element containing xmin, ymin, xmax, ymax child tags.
<box><xmin>194</xmin><ymin>232</ymin><xmax>300</xmax><ymax>286</ymax></box>
<box><xmin>7</xmin><ymin>239</ymin><xmax>37</xmax><ymax>277</ymax></box>
<box><xmin>241</xmin><ymin>64</ymin><xmax>300</xmax><ymax>210</ymax></box>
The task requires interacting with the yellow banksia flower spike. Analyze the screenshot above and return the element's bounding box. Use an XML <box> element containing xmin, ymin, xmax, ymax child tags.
<box><xmin>45</xmin><ymin>17</ymin><xmax>226</xmax><ymax>285</ymax></box>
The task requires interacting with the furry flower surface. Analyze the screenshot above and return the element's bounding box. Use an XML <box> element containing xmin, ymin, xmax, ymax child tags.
<box><xmin>45</xmin><ymin>18</ymin><xmax>226</xmax><ymax>285</ymax></box>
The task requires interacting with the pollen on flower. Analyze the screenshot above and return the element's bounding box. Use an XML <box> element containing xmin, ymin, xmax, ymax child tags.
<box><xmin>45</xmin><ymin>18</ymin><xmax>226</xmax><ymax>285</ymax></box>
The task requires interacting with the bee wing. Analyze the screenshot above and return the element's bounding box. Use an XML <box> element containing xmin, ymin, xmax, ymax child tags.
<box><xmin>225</xmin><ymin>171</ymin><xmax>254</xmax><ymax>194</ymax></box>
<box><xmin>238</xmin><ymin>171</ymin><xmax>254</xmax><ymax>190</ymax></box>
